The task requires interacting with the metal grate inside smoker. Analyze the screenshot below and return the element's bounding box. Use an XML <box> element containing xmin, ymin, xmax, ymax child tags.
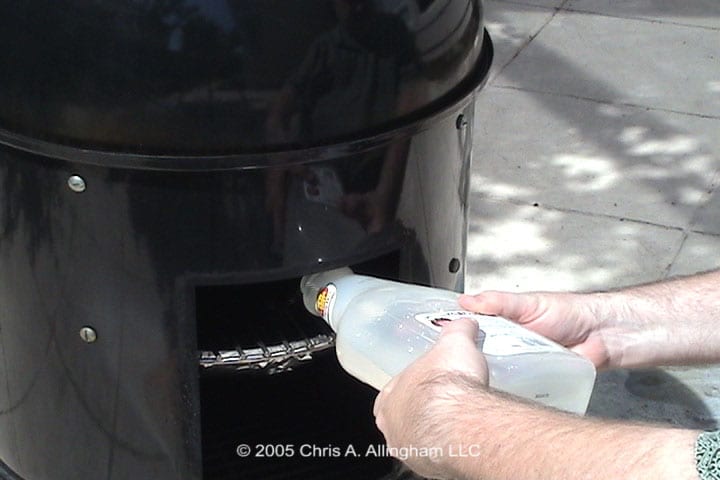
<box><xmin>195</xmin><ymin>268</ymin><xmax>420</xmax><ymax>480</ymax></box>
<box><xmin>197</xmin><ymin>278</ymin><xmax>336</xmax><ymax>375</ymax></box>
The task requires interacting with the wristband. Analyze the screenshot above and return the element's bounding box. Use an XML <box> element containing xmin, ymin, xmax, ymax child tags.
<box><xmin>696</xmin><ymin>430</ymin><xmax>720</xmax><ymax>479</ymax></box>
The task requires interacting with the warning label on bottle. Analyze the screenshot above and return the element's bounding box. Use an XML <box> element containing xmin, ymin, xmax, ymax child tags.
<box><xmin>414</xmin><ymin>311</ymin><xmax>564</xmax><ymax>356</ymax></box>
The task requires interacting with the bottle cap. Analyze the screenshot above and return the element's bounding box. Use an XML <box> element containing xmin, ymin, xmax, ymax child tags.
<box><xmin>300</xmin><ymin>267</ymin><xmax>353</xmax><ymax>327</ymax></box>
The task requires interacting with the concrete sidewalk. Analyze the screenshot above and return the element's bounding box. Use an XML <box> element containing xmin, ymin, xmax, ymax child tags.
<box><xmin>468</xmin><ymin>0</ymin><xmax>720</xmax><ymax>428</ymax></box>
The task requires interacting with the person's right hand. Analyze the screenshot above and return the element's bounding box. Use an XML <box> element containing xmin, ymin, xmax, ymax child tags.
<box><xmin>459</xmin><ymin>291</ymin><xmax>615</xmax><ymax>368</ymax></box>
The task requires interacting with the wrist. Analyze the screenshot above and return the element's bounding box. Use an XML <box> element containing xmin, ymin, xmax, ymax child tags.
<box><xmin>589</xmin><ymin>291</ymin><xmax>674</xmax><ymax>368</ymax></box>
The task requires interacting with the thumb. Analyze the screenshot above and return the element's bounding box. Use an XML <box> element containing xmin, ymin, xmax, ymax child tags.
<box><xmin>435</xmin><ymin>317</ymin><xmax>488</xmax><ymax>382</ymax></box>
<box><xmin>459</xmin><ymin>291</ymin><xmax>541</xmax><ymax>324</ymax></box>
<box><xmin>436</xmin><ymin>317</ymin><xmax>480</xmax><ymax>346</ymax></box>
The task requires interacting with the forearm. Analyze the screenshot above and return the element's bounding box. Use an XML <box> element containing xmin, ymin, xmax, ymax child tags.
<box><xmin>590</xmin><ymin>270</ymin><xmax>720</xmax><ymax>367</ymax></box>
<box><xmin>445</xmin><ymin>386</ymin><xmax>699</xmax><ymax>480</ymax></box>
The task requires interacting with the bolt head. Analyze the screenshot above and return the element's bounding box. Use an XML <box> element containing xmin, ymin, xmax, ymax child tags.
<box><xmin>79</xmin><ymin>326</ymin><xmax>97</xmax><ymax>343</ymax></box>
<box><xmin>449</xmin><ymin>258</ymin><xmax>461</xmax><ymax>273</ymax></box>
<box><xmin>68</xmin><ymin>175</ymin><xmax>86</xmax><ymax>193</ymax></box>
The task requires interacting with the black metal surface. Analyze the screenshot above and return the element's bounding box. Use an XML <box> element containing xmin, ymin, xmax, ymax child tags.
<box><xmin>200</xmin><ymin>352</ymin><xmax>413</xmax><ymax>480</ymax></box>
<box><xmin>0</xmin><ymin>0</ymin><xmax>484</xmax><ymax>160</ymax></box>
<box><xmin>0</xmin><ymin>103</ymin><xmax>481</xmax><ymax>479</ymax></box>
<box><xmin>197</xmin><ymin>279</ymin><xmax>331</xmax><ymax>353</ymax></box>
<box><xmin>196</xmin><ymin>251</ymin><xmax>400</xmax><ymax>356</ymax></box>
<box><xmin>0</xmin><ymin>1</ymin><xmax>492</xmax><ymax>478</ymax></box>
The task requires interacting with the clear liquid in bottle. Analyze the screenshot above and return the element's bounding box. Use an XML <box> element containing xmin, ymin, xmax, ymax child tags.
<box><xmin>301</xmin><ymin>268</ymin><xmax>596</xmax><ymax>414</ymax></box>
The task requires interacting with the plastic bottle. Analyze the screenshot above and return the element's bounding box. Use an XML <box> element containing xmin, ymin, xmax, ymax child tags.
<box><xmin>300</xmin><ymin>268</ymin><xmax>596</xmax><ymax>414</ymax></box>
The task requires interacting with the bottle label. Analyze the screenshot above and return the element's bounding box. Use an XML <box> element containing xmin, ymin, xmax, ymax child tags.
<box><xmin>414</xmin><ymin>311</ymin><xmax>565</xmax><ymax>356</ymax></box>
<box><xmin>315</xmin><ymin>284</ymin><xmax>337</xmax><ymax>322</ymax></box>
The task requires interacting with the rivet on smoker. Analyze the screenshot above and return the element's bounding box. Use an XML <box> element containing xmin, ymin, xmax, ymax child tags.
<box><xmin>67</xmin><ymin>175</ymin><xmax>87</xmax><ymax>193</ymax></box>
<box><xmin>79</xmin><ymin>326</ymin><xmax>97</xmax><ymax>343</ymax></box>
<box><xmin>449</xmin><ymin>258</ymin><xmax>461</xmax><ymax>273</ymax></box>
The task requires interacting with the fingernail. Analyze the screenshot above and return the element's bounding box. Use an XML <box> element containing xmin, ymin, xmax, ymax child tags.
<box><xmin>432</xmin><ymin>318</ymin><xmax>452</xmax><ymax>327</ymax></box>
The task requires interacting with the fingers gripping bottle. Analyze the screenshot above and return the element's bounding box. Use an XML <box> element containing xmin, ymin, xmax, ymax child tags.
<box><xmin>301</xmin><ymin>268</ymin><xmax>596</xmax><ymax>415</ymax></box>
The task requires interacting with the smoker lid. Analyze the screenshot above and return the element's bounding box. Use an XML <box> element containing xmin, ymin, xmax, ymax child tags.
<box><xmin>0</xmin><ymin>1</ymin><xmax>488</xmax><ymax>165</ymax></box>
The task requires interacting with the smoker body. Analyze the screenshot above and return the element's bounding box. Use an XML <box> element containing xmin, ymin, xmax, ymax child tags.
<box><xmin>0</xmin><ymin>1</ymin><xmax>492</xmax><ymax>478</ymax></box>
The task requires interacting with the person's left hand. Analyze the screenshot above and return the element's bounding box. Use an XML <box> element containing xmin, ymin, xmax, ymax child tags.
<box><xmin>373</xmin><ymin>318</ymin><xmax>489</xmax><ymax>479</ymax></box>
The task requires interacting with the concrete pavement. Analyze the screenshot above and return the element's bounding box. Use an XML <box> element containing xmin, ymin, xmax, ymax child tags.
<box><xmin>468</xmin><ymin>0</ymin><xmax>720</xmax><ymax>428</ymax></box>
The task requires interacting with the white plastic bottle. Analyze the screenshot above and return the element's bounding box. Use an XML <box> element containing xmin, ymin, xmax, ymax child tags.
<box><xmin>300</xmin><ymin>268</ymin><xmax>596</xmax><ymax>414</ymax></box>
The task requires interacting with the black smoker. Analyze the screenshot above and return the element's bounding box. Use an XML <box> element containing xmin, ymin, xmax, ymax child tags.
<box><xmin>0</xmin><ymin>1</ymin><xmax>492</xmax><ymax>479</ymax></box>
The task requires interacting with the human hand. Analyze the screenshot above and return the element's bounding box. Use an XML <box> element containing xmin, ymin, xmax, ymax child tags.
<box><xmin>373</xmin><ymin>318</ymin><xmax>488</xmax><ymax>479</ymax></box>
<box><xmin>459</xmin><ymin>291</ymin><xmax>616</xmax><ymax>368</ymax></box>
